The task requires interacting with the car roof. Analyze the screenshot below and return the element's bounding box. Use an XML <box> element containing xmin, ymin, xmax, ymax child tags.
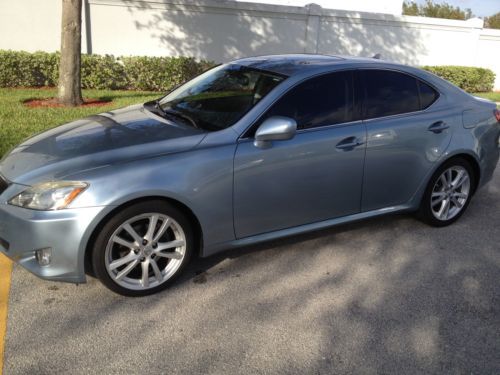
<box><xmin>231</xmin><ymin>54</ymin><xmax>468</xmax><ymax>104</ymax></box>
<box><xmin>232</xmin><ymin>54</ymin><xmax>396</xmax><ymax>76</ymax></box>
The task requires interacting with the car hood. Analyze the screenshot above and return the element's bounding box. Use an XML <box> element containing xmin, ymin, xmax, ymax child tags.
<box><xmin>0</xmin><ymin>104</ymin><xmax>206</xmax><ymax>185</ymax></box>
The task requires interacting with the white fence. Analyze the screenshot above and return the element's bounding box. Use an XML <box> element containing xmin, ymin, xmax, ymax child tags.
<box><xmin>1</xmin><ymin>0</ymin><xmax>499</xmax><ymax>89</ymax></box>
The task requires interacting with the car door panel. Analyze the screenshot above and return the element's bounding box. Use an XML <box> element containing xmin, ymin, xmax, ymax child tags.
<box><xmin>359</xmin><ymin>69</ymin><xmax>454</xmax><ymax>211</ymax></box>
<box><xmin>234</xmin><ymin>123</ymin><xmax>366</xmax><ymax>239</ymax></box>
<box><xmin>361</xmin><ymin>110</ymin><xmax>454</xmax><ymax>211</ymax></box>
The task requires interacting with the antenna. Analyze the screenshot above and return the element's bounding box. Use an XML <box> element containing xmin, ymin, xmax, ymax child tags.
<box><xmin>372</xmin><ymin>53</ymin><xmax>382</xmax><ymax>59</ymax></box>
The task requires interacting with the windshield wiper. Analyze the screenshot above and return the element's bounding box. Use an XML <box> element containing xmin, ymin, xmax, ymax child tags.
<box><xmin>162</xmin><ymin>107</ymin><xmax>200</xmax><ymax>129</ymax></box>
<box><xmin>146</xmin><ymin>99</ymin><xmax>200</xmax><ymax>129</ymax></box>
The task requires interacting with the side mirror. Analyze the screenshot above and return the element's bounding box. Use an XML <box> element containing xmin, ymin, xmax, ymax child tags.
<box><xmin>254</xmin><ymin>116</ymin><xmax>297</xmax><ymax>149</ymax></box>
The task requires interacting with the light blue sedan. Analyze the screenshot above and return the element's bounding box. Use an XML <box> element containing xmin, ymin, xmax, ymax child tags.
<box><xmin>1</xmin><ymin>54</ymin><xmax>499</xmax><ymax>296</ymax></box>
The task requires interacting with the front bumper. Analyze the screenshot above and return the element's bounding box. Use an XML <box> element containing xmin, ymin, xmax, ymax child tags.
<box><xmin>0</xmin><ymin>202</ymin><xmax>106</xmax><ymax>283</ymax></box>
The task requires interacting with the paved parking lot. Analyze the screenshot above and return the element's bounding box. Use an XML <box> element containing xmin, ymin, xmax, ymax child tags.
<box><xmin>2</xmin><ymin>163</ymin><xmax>500</xmax><ymax>374</ymax></box>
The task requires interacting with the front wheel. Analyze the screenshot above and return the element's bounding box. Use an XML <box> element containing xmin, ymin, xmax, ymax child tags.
<box><xmin>92</xmin><ymin>201</ymin><xmax>194</xmax><ymax>296</ymax></box>
<box><xmin>418</xmin><ymin>158</ymin><xmax>475</xmax><ymax>227</ymax></box>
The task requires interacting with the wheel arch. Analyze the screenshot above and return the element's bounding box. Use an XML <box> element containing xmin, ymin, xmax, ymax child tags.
<box><xmin>411</xmin><ymin>151</ymin><xmax>481</xmax><ymax>210</ymax></box>
<box><xmin>440</xmin><ymin>152</ymin><xmax>481</xmax><ymax>194</ymax></box>
<box><xmin>83</xmin><ymin>196</ymin><xmax>203</xmax><ymax>277</ymax></box>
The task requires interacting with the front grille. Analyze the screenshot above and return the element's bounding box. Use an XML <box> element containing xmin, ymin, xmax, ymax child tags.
<box><xmin>0</xmin><ymin>174</ymin><xmax>9</xmax><ymax>195</ymax></box>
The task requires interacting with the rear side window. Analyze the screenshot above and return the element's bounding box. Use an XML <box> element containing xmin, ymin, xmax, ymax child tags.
<box><xmin>262</xmin><ymin>71</ymin><xmax>356</xmax><ymax>130</ymax></box>
<box><xmin>418</xmin><ymin>80</ymin><xmax>439</xmax><ymax>109</ymax></box>
<box><xmin>362</xmin><ymin>70</ymin><xmax>420</xmax><ymax>119</ymax></box>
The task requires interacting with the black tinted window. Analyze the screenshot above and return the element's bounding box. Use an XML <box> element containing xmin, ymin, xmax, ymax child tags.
<box><xmin>362</xmin><ymin>70</ymin><xmax>420</xmax><ymax>119</ymax></box>
<box><xmin>418</xmin><ymin>80</ymin><xmax>439</xmax><ymax>109</ymax></box>
<box><xmin>262</xmin><ymin>71</ymin><xmax>355</xmax><ymax>130</ymax></box>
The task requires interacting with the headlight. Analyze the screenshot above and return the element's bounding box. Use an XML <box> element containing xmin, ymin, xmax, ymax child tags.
<box><xmin>8</xmin><ymin>181</ymin><xmax>88</xmax><ymax>210</ymax></box>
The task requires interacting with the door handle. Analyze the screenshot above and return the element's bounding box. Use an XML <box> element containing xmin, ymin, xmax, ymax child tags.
<box><xmin>428</xmin><ymin>121</ymin><xmax>449</xmax><ymax>133</ymax></box>
<box><xmin>336</xmin><ymin>137</ymin><xmax>364</xmax><ymax>150</ymax></box>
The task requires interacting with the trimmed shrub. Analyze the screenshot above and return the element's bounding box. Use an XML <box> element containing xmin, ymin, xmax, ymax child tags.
<box><xmin>121</xmin><ymin>56</ymin><xmax>214</xmax><ymax>91</ymax></box>
<box><xmin>0</xmin><ymin>50</ymin><xmax>214</xmax><ymax>91</ymax></box>
<box><xmin>422</xmin><ymin>65</ymin><xmax>495</xmax><ymax>93</ymax></box>
<box><xmin>3</xmin><ymin>50</ymin><xmax>493</xmax><ymax>94</ymax></box>
<box><xmin>0</xmin><ymin>50</ymin><xmax>59</xmax><ymax>87</ymax></box>
<box><xmin>81</xmin><ymin>54</ymin><xmax>128</xmax><ymax>90</ymax></box>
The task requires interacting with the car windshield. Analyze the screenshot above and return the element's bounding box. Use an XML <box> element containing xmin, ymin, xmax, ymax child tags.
<box><xmin>157</xmin><ymin>64</ymin><xmax>286</xmax><ymax>131</ymax></box>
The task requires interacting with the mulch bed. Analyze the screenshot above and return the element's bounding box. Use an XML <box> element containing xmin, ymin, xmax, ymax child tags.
<box><xmin>23</xmin><ymin>97</ymin><xmax>111</xmax><ymax>108</ymax></box>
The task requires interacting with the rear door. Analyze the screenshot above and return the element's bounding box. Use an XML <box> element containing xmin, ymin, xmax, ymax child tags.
<box><xmin>233</xmin><ymin>71</ymin><xmax>367</xmax><ymax>238</ymax></box>
<box><xmin>360</xmin><ymin>69</ymin><xmax>453</xmax><ymax>211</ymax></box>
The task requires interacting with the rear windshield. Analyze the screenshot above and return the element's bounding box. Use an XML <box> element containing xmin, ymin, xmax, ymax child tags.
<box><xmin>159</xmin><ymin>64</ymin><xmax>286</xmax><ymax>131</ymax></box>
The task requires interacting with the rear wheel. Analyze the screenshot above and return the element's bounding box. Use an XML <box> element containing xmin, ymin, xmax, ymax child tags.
<box><xmin>419</xmin><ymin>158</ymin><xmax>475</xmax><ymax>227</ymax></box>
<box><xmin>92</xmin><ymin>201</ymin><xmax>193</xmax><ymax>296</ymax></box>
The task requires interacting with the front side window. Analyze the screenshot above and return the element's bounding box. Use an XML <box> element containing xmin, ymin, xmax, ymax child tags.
<box><xmin>259</xmin><ymin>71</ymin><xmax>356</xmax><ymax>130</ymax></box>
<box><xmin>158</xmin><ymin>64</ymin><xmax>286</xmax><ymax>131</ymax></box>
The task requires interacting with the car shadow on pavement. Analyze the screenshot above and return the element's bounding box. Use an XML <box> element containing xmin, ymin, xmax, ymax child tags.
<box><xmin>181</xmin><ymin>213</ymin><xmax>409</xmax><ymax>284</ymax></box>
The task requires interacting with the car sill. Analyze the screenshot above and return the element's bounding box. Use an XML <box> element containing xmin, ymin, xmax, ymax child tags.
<box><xmin>203</xmin><ymin>204</ymin><xmax>412</xmax><ymax>257</ymax></box>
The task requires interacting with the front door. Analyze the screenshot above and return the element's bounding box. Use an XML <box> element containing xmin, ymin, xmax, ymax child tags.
<box><xmin>233</xmin><ymin>71</ymin><xmax>367</xmax><ymax>238</ymax></box>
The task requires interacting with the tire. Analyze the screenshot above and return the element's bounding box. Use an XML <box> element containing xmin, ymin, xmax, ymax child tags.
<box><xmin>92</xmin><ymin>200</ymin><xmax>194</xmax><ymax>296</ymax></box>
<box><xmin>418</xmin><ymin>158</ymin><xmax>475</xmax><ymax>227</ymax></box>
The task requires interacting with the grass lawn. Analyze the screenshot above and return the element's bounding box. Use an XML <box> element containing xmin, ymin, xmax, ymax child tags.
<box><xmin>0</xmin><ymin>88</ymin><xmax>159</xmax><ymax>157</ymax></box>
<box><xmin>473</xmin><ymin>92</ymin><xmax>500</xmax><ymax>102</ymax></box>
<box><xmin>1</xmin><ymin>88</ymin><xmax>499</xmax><ymax>158</ymax></box>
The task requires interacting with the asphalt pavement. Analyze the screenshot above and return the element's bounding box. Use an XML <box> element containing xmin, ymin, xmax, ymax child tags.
<box><xmin>3</xmin><ymin>163</ymin><xmax>500</xmax><ymax>374</ymax></box>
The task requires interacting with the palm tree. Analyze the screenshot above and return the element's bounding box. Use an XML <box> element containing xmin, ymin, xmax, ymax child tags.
<box><xmin>58</xmin><ymin>0</ymin><xmax>83</xmax><ymax>106</ymax></box>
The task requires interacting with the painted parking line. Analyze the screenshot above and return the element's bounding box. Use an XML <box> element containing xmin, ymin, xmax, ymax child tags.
<box><xmin>0</xmin><ymin>254</ymin><xmax>12</xmax><ymax>375</ymax></box>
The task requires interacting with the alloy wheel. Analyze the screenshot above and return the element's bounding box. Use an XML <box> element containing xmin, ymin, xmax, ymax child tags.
<box><xmin>104</xmin><ymin>213</ymin><xmax>186</xmax><ymax>290</ymax></box>
<box><xmin>430</xmin><ymin>166</ymin><xmax>470</xmax><ymax>221</ymax></box>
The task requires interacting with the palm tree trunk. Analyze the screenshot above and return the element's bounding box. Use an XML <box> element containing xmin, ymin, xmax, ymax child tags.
<box><xmin>58</xmin><ymin>0</ymin><xmax>83</xmax><ymax>106</ymax></box>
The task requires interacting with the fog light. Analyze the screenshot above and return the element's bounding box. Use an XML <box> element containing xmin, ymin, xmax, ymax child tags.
<box><xmin>35</xmin><ymin>248</ymin><xmax>52</xmax><ymax>266</ymax></box>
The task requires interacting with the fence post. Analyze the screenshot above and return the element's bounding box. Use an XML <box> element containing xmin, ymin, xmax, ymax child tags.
<box><xmin>304</xmin><ymin>3</ymin><xmax>322</xmax><ymax>54</ymax></box>
<box><xmin>82</xmin><ymin>0</ymin><xmax>92</xmax><ymax>54</ymax></box>
<box><xmin>466</xmin><ymin>18</ymin><xmax>484</xmax><ymax>68</ymax></box>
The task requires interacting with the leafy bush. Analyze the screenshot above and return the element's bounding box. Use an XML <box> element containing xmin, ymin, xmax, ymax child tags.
<box><xmin>0</xmin><ymin>50</ymin><xmax>59</xmax><ymax>87</ymax></box>
<box><xmin>0</xmin><ymin>50</ymin><xmax>214</xmax><ymax>91</ymax></box>
<box><xmin>422</xmin><ymin>65</ymin><xmax>495</xmax><ymax>92</ymax></box>
<box><xmin>2</xmin><ymin>50</ymin><xmax>494</xmax><ymax>94</ymax></box>
<box><xmin>81</xmin><ymin>54</ymin><xmax>128</xmax><ymax>90</ymax></box>
<box><xmin>121</xmin><ymin>56</ymin><xmax>214</xmax><ymax>91</ymax></box>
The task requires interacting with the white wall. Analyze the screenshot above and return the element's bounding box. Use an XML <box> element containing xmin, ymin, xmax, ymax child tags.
<box><xmin>0</xmin><ymin>0</ymin><xmax>499</xmax><ymax>89</ymax></box>
<box><xmin>476</xmin><ymin>28</ymin><xmax>500</xmax><ymax>88</ymax></box>
<box><xmin>233</xmin><ymin>0</ymin><xmax>404</xmax><ymax>15</ymax></box>
<box><xmin>0</xmin><ymin>0</ymin><xmax>62</xmax><ymax>53</ymax></box>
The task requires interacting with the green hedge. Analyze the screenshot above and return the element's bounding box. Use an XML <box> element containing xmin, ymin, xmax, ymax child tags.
<box><xmin>0</xmin><ymin>50</ymin><xmax>214</xmax><ymax>91</ymax></box>
<box><xmin>81</xmin><ymin>54</ymin><xmax>128</xmax><ymax>90</ymax></box>
<box><xmin>0</xmin><ymin>50</ymin><xmax>495</xmax><ymax>93</ymax></box>
<box><xmin>422</xmin><ymin>65</ymin><xmax>495</xmax><ymax>93</ymax></box>
<box><xmin>0</xmin><ymin>51</ymin><xmax>59</xmax><ymax>87</ymax></box>
<box><xmin>121</xmin><ymin>56</ymin><xmax>214</xmax><ymax>92</ymax></box>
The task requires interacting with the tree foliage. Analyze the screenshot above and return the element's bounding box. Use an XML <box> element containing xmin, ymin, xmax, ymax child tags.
<box><xmin>402</xmin><ymin>0</ymin><xmax>473</xmax><ymax>20</ymax></box>
<box><xmin>485</xmin><ymin>12</ymin><xmax>500</xmax><ymax>29</ymax></box>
